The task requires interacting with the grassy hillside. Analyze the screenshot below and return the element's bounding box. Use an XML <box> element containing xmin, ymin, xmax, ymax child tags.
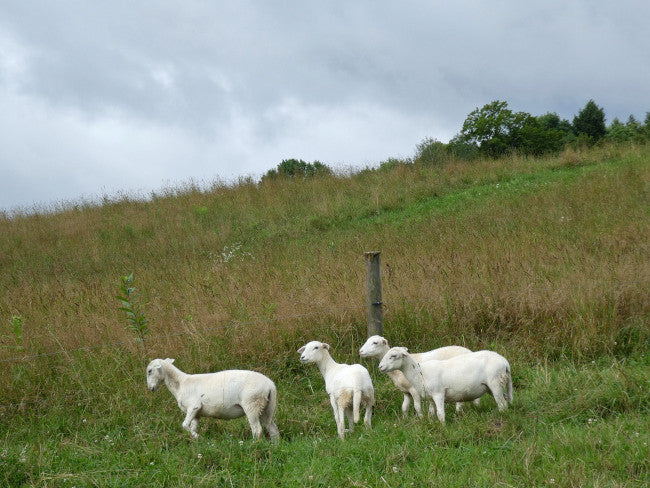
<box><xmin>1</xmin><ymin>144</ymin><xmax>649</xmax><ymax>486</ymax></box>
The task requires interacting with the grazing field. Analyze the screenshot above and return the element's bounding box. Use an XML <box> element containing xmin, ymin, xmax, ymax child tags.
<box><xmin>1</xmin><ymin>144</ymin><xmax>649</xmax><ymax>486</ymax></box>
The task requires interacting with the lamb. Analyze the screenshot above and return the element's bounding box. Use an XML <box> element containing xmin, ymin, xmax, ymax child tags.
<box><xmin>146</xmin><ymin>358</ymin><xmax>279</xmax><ymax>442</ymax></box>
<box><xmin>359</xmin><ymin>335</ymin><xmax>474</xmax><ymax>417</ymax></box>
<box><xmin>298</xmin><ymin>341</ymin><xmax>374</xmax><ymax>439</ymax></box>
<box><xmin>377</xmin><ymin>347</ymin><xmax>513</xmax><ymax>425</ymax></box>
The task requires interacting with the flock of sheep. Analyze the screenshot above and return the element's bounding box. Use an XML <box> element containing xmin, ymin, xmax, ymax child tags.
<box><xmin>146</xmin><ymin>335</ymin><xmax>513</xmax><ymax>441</ymax></box>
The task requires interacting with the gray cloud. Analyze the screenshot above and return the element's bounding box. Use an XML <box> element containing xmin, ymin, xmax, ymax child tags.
<box><xmin>1</xmin><ymin>1</ymin><xmax>649</xmax><ymax>211</ymax></box>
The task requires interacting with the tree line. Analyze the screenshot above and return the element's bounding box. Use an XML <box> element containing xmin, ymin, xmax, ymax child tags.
<box><xmin>263</xmin><ymin>100</ymin><xmax>650</xmax><ymax>178</ymax></box>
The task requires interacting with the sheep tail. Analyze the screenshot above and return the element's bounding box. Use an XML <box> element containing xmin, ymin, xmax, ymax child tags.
<box><xmin>353</xmin><ymin>389</ymin><xmax>362</xmax><ymax>423</ymax></box>
<box><xmin>262</xmin><ymin>384</ymin><xmax>278</xmax><ymax>424</ymax></box>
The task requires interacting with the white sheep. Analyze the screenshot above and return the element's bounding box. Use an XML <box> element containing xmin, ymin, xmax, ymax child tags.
<box><xmin>298</xmin><ymin>341</ymin><xmax>374</xmax><ymax>439</ymax></box>
<box><xmin>146</xmin><ymin>358</ymin><xmax>280</xmax><ymax>442</ymax></box>
<box><xmin>378</xmin><ymin>347</ymin><xmax>513</xmax><ymax>425</ymax></box>
<box><xmin>359</xmin><ymin>335</ymin><xmax>475</xmax><ymax>416</ymax></box>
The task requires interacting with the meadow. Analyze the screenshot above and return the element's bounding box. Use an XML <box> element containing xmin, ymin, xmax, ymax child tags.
<box><xmin>1</xmin><ymin>143</ymin><xmax>648</xmax><ymax>486</ymax></box>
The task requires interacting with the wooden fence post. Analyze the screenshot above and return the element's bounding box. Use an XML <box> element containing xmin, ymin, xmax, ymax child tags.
<box><xmin>365</xmin><ymin>251</ymin><xmax>383</xmax><ymax>337</ymax></box>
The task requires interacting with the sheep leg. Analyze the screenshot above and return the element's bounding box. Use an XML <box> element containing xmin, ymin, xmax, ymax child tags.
<box><xmin>432</xmin><ymin>394</ymin><xmax>446</xmax><ymax>425</ymax></box>
<box><xmin>345</xmin><ymin>407</ymin><xmax>354</xmax><ymax>432</ymax></box>
<box><xmin>401</xmin><ymin>393</ymin><xmax>412</xmax><ymax>417</ymax></box>
<box><xmin>242</xmin><ymin>406</ymin><xmax>264</xmax><ymax>440</ymax></box>
<box><xmin>487</xmin><ymin>380</ymin><xmax>508</xmax><ymax>411</ymax></box>
<box><xmin>182</xmin><ymin>404</ymin><xmax>201</xmax><ymax>438</ymax></box>
<box><xmin>455</xmin><ymin>402</ymin><xmax>463</xmax><ymax>413</ymax></box>
<box><xmin>428</xmin><ymin>401</ymin><xmax>436</xmax><ymax>417</ymax></box>
<box><xmin>260</xmin><ymin>405</ymin><xmax>280</xmax><ymax>442</ymax></box>
<box><xmin>411</xmin><ymin>389</ymin><xmax>424</xmax><ymax>418</ymax></box>
<box><xmin>336</xmin><ymin>404</ymin><xmax>347</xmax><ymax>439</ymax></box>
<box><xmin>363</xmin><ymin>404</ymin><xmax>372</xmax><ymax>429</ymax></box>
<box><xmin>329</xmin><ymin>395</ymin><xmax>340</xmax><ymax>425</ymax></box>
<box><xmin>330</xmin><ymin>395</ymin><xmax>345</xmax><ymax>439</ymax></box>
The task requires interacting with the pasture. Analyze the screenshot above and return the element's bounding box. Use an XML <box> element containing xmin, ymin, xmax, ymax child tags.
<box><xmin>1</xmin><ymin>144</ymin><xmax>648</xmax><ymax>486</ymax></box>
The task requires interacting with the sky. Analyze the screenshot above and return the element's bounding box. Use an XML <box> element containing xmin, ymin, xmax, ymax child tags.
<box><xmin>1</xmin><ymin>1</ymin><xmax>649</xmax><ymax>213</ymax></box>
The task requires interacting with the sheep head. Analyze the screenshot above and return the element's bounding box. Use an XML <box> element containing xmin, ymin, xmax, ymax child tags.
<box><xmin>146</xmin><ymin>358</ymin><xmax>173</xmax><ymax>391</ymax></box>
<box><xmin>298</xmin><ymin>341</ymin><xmax>330</xmax><ymax>364</ymax></box>
<box><xmin>378</xmin><ymin>347</ymin><xmax>409</xmax><ymax>373</ymax></box>
<box><xmin>359</xmin><ymin>335</ymin><xmax>389</xmax><ymax>358</ymax></box>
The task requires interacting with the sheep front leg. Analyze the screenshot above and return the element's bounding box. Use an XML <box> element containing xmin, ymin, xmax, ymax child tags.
<box><xmin>401</xmin><ymin>393</ymin><xmax>412</xmax><ymax>417</ymax></box>
<box><xmin>410</xmin><ymin>388</ymin><xmax>424</xmax><ymax>418</ymax></box>
<box><xmin>432</xmin><ymin>394</ymin><xmax>446</xmax><ymax>425</ymax></box>
<box><xmin>182</xmin><ymin>404</ymin><xmax>201</xmax><ymax>439</ymax></box>
<box><xmin>329</xmin><ymin>395</ymin><xmax>345</xmax><ymax>439</ymax></box>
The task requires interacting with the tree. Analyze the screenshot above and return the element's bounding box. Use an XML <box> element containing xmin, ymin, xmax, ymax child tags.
<box><xmin>457</xmin><ymin>100</ymin><xmax>571</xmax><ymax>157</ymax></box>
<box><xmin>262</xmin><ymin>159</ymin><xmax>332</xmax><ymax>181</ymax></box>
<box><xmin>458</xmin><ymin>100</ymin><xmax>534</xmax><ymax>157</ymax></box>
<box><xmin>572</xmin><ymin>100</ymin><xmax>606</xmax><ymax>142</ymax></box>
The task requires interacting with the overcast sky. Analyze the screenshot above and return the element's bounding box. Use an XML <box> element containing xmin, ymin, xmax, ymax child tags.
<box><xmin>1</xmin><ymin>1</ymin><xmax>649</xmax><ymax>212</ymax></box>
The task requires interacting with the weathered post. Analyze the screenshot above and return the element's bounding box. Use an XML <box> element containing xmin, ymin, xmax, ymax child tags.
<box><xmin>365</xmin><ymin>251</ymin><xmax>383</xmax><ymax>337</ymax></box>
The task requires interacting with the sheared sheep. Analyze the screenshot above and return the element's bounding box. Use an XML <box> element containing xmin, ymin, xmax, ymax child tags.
<box><xmin>298</xmin><ymin>341</ymin><xmax>374</xmax><ymax>439</ymax></box>
<box><xmin>378</xmin><ymin>347</ymin><xmax>512</xmax><ymax>425</ymax></box>
<box><xmin>359</xmin><ymin>335</ymin><xmax>474</xmax><ymax>416</ymax></box>
<box><xmin>146</xmin><ymin>358</ymin><xmax>279</xmax><ymax>441</ymax></box>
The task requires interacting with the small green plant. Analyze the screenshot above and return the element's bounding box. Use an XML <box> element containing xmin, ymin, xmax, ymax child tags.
<box><xmin>8</xmin><ymin>315</ymin><xmax>24</xmax><ymax>349</ymax></box>
<box><xmin>116</xmin><ymin>273</ymin><xmax>149</xmax><ymax>342</ymax></box>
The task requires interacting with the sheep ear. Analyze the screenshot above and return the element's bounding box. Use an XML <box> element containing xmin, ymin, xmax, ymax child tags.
<box><xmin>322</xmin><ymin>343</ymin><xmax>330</xmax><ymax>350</ymax></box>
<box><xmin>165</xmin><ymin>358</ymin><xmax>175</xmax><ymax>364</ymax></box>
<box><xmin>382</xmin><ymin>338</ymin><xmax>388</xmax><ymax>346</ymax></box>
<box><xmin>297</xmin><ymin>346</ymin><xmax>305</xmax><ymax>354</ymax></box>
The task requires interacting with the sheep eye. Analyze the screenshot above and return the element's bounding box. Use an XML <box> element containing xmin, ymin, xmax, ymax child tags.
<box><xmin>372</xmin><ymin>341</ymin><xmax>377</xmax><ymax>345</ymax></box>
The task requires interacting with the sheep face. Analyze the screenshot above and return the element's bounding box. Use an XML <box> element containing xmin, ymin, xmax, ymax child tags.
<box><xmin>378</xmin><ymin>347</ymin><xmax>408</xmax><ymax>373</ymax></box>
<box><xmin>297</xmin><ymin>341</ymin><xmax>330</xmax><ymax>364</ymax></box>
<box><xmin>359</xmin><ymin>335</ymin><xmax>388</xmax><ymax>358</ymax></box>
<box><xmin>146</xmin><ymin>358</ymin><xmax>174</xmax><ymax>391</ymax></box>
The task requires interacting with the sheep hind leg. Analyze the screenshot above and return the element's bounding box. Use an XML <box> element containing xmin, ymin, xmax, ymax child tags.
<box><xmin>487</xmin><ymin>379</ymin><xmax>508</xmax><ymax>412</ymax></box>
<box><xmin>260</xmin><ymin>404</ymin><xmax>280</xmax><ymax>442</ymax></box>
<box><xmin>242</xmin><ymin>400</ymin><xmax>266</xmax><ymax>440</ymax></box>
<box><xmin>363</xmin><ymin>403</ymin><xmax>372</xmax><ymax>429</ymax></box>
<box><xmin>345</xmin><ymin>407</ymin><xmax>354</xmax><ymax>432</ymax></box>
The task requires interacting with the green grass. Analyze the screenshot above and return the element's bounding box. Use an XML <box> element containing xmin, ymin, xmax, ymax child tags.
<box><xmin>1</xmin><ymin>143</ymin><xmax>649</xmax><ymax>486</ymax></box>
<box><xmin>2</xmin><ymin>352</ymin><xmax>648</xmax><ymax>487</ymax></box>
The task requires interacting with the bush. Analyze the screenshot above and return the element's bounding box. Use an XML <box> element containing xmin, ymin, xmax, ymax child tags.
<box><xmin>414</xmin><ymin>138</ymin><xmax>450</xmax><ymax>166</ymax></box>
<box><xmin>262</xmin><ymin>159</ymin><xmax>332</xmax><ymax>181</ymax></box>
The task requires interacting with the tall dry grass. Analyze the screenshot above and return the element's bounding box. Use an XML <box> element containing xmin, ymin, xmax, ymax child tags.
<box><xmin>0</xmin><ymin>144</ymin><xmax>648</xmax><ymax>380</ymax></box>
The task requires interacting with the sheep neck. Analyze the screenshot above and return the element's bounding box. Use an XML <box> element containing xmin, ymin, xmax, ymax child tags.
<box><xmin>161</xmin><ymin>362</ymin><xmax>187</xmax><ymax>399</ymax></box>
<box><xmin>315</xmin><ymin>351</ymin><xmax>340</xmax><ymax>380</ymax></box>
<box><xmin>399</xmin><ymin>355</ymin><xmax>426</xmax><ymax>398</ymax></box>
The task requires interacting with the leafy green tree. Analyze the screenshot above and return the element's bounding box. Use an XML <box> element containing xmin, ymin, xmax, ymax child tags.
<box><xmin>458</xmin><ymin>100</ymin><xmax>535</xmax><ymax>157</ymax></box>
<box><xmin>457</xmin><ymin>101</ymin><xmax>568</xmax><ymax>157</ymax></box>
<box><xmin>262</xmin><ymin>159</ymin><xmax>332</xmax><ymax>180</ymax></box>
<box><xmin>572</xmin><ymin>100</ymin><xmax>606</xmax><ymax>142</ymax></box>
